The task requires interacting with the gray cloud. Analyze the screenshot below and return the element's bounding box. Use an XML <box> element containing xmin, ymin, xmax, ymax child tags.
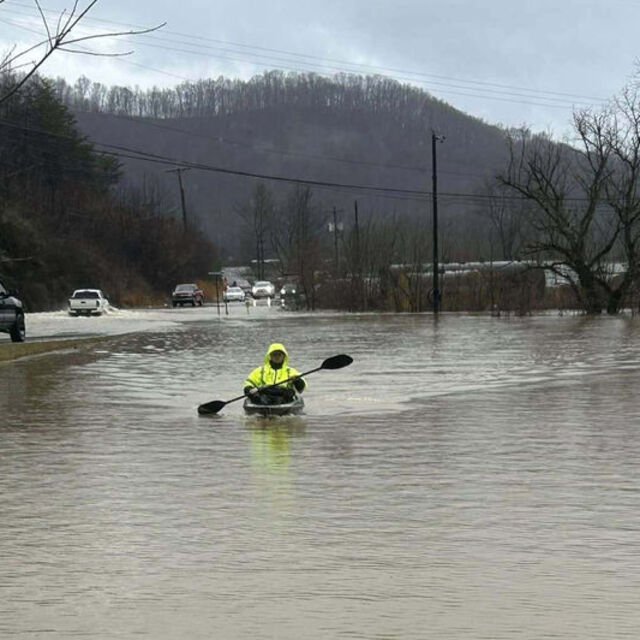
<box><xmin>2</xmin><ymin>0</ymin><xmax>638</xmax><ymax>136</ymax></box>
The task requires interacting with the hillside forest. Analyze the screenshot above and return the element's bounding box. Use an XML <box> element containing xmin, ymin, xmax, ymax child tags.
<box><xmin>0</xmin><ymin>73</ymin><xmax>217</xmax><ymax>310</ymax></box>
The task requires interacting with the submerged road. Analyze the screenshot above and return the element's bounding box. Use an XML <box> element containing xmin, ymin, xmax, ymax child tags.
<box><xmin>2</xmin><ymin>310</ymin><xmax>640</xmax><ymax>638</ymax></box>
<box><xmin>0</xmin><ymin>301</ymin><xmax>276</xmax><ymax>360</ymax></box>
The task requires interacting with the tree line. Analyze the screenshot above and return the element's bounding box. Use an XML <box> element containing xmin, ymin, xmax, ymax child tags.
<box><xmin>54</xmin><ymin>71</ymin><xmax>468</xmax><ymax>129</ymax></box>
<box><xmin>236</xmin><ymin>182</ymin><xmax>541</xmax><ymax>314</ymax></box>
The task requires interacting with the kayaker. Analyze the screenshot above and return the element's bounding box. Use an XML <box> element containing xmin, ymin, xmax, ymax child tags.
<box><xmin>244</xmin><ymin>342</ymin><xmax>307</xmax><ymax>405</ymax></box>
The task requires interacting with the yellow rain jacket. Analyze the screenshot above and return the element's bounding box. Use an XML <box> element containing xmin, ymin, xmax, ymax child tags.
<box><xmin>244</xmin><ymin>343</ymin><xmax>307</xmax><ymax>393</ymax></box>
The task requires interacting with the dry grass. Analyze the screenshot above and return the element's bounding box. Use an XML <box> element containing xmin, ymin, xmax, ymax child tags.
<box><xmin>198</xmin><ymin>279</ymin><xmax>222</xmax><ymax>301</ymax></box>
<box><xmin>118</xmin><ymin>289</ymin><xmax>168</xmax><ymax>308</ymax></box>
<box><xmin>120</xmin><ymin>281</ymin><xmax>223</xmax><ymax>307</ymax></box>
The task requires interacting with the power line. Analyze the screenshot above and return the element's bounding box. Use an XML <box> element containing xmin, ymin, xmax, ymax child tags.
<box><xmin>0</xmin><ymin>117</ymin><xmax>430</xmax><ymax>198</ymax></box>
<box><xmin>0</xmin><ymin>11</ymin><xmax>535</xmax><ymax>181</ymax></box>
<box><xmin>91</xmin><ymin>112</ymin><xmax>495</xmax><ymax>180</ymax></box>
<box><xmin>118</xmin><ymin>33</ymin><xmax>599</xmax><ymax>108</ymax></box>
<box><xmin>107</xmin><ymin>37</ymin><xmax>601</xmax><ymax>110</ymax></box>
<box><xmin>0</xmin><ymin>117</ymin><xmax>606</xmax><ymax>205</ymax></box>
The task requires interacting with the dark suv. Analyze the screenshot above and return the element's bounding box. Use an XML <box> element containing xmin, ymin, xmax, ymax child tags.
<box><xmin>171</xmin><ymin>283</ymin><xmax>204</xmax><ymax>307</ymax></box>
<box><xmin>279</xmin><ymin>283</ymin><xmax>305</xmax><ymax>310</ymax></box>
<box><xmin>0</xmin><ymin>279</ymin><xmax>26</xmax><ymax>342</ymax></box>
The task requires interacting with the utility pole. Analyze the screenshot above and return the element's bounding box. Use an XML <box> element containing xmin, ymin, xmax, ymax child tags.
<box><xmin>256</xmin><ymin>224</ymin><xmax>265</xmax><ymax>280</ymax></box>
<box><xmin>166</xmin><ymin>167</ymin><xmax>190</xmax><ymax>231</ymax></box>
<box><xmin>208</xmin><ymin>271</ymin><xmax>227</xmax><ymax>316</ymax></box>
<box><xmin>431</xmin><ymin>132</ymin><xmax>445</xmax><ymax>313</ymax></box>
<box><xmin>354</xmin><ymin>200</ymin><xmax>365</xmax><ymax>312</ymax></box>
<box><xmin>333</xmin><ymin>206</ymin><xmax>339</xmax><ymax>275</ymax></box>
<box><xmin>354</xmin><ymin>200</ymin><xmax>360</xmax><ymax>260</ymax></box>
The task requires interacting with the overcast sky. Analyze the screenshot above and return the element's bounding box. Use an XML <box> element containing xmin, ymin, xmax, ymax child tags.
<box><xmin>2</xmin><ymin>0</ymin><xmax>639</xmax><ymax>138</ymax></box>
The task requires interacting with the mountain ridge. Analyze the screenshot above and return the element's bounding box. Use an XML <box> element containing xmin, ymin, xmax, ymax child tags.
<box><xmin>61</xmin><ymin>73</ymin><xmax>511</xmax><ymax>255</ymax></box>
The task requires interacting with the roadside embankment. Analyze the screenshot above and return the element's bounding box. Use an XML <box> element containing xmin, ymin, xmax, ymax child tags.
<box><xmin>0</xmin><ymin>336</ymin><xmax>110</xmax><ymax>363</ymax></box>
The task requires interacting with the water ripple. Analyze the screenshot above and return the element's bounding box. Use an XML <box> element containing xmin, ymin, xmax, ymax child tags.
<box><xmin>2</xmin><ymin>314</ymin><xmax>640</xmax><ymax>638</ymax></box>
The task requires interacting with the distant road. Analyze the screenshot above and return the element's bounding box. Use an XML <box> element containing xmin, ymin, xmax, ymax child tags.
<box><xmin>0</xmin><ymin>303</ymin><xmax>283</xmax><ymax>361</ymax></box>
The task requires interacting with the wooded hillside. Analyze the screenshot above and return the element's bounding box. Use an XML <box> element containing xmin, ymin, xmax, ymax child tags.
<box><xmin>0</xmin><ymin>74</ymin><xmax>218</xmax><ymax>311</ymax></box>
<box><xmin>55</xmin><ymin>72</ymin><xmax>510</xmax><ymax>260</ymax></box>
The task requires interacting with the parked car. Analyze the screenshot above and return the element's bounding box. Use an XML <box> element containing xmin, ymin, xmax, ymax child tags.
<box><xmin>0</xmin><ymin>279</ymin><xmax>26</xmax><ymax>342</ymax></box>
<box><xmin>280</xmin><ymin>283</ymin><xmax>305</xmax><ymax>310</ymax></box>
<box><xmin>223</xmin><ymin>286</ymin><xmax>246</xmax><ymax>302</ymax></box>
<box><xmin>68</xmin><ymin>289</ymin><xmax>109</xmax><ymax>316</ymax></box>
<box><xmin>232</xmin><ymin>278</ymin><xmax>252</xmax><ymax>296</ymax></box>
<box><xmin>251</xmin><ymin>280</ymin><xmax>275</xmax><ymax>299</ymax></box>
<box><xmin>172</xmin><ymin>283</ymin><xmax>204</xmax><ymax>307</ymax></box>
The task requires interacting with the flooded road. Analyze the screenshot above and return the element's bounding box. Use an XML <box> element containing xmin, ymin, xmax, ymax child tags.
<box><xmin>2</xmin><ymin>307</ymin><xmax>640</xmax><ymax>638</ymax></box>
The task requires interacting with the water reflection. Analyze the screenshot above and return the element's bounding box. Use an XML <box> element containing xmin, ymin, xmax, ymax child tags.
<box><xmin>247</xmin><ymin>418</ymin><xmax>306</xmax><ymax>474</ymax></box>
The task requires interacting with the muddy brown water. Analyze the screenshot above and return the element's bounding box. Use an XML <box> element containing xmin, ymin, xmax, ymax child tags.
<box><xmin>2</xmin><ymin>312</ymin><xmax>640</xmax><ymax>638</ymax></box>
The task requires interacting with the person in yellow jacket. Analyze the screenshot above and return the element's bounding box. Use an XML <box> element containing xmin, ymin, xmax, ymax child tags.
<box><xmin>244</xmin><ymin>342</ymin><xmax>307</xmax><ymax>405</ymax></box>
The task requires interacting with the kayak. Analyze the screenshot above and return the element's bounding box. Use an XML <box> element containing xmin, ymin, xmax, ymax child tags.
<box><xmin>243</xmin><ymin>395</ymin><xmax>305</xmax><ymax>417</ymax></box>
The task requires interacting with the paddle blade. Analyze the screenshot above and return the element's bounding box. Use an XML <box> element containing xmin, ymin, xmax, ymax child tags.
<box><xmin>320</xmin><ymin>354</ymin><xmax>353</xmax><ymax>370</ymax></box>
<box><xmin>197</xmin><ymin>400</ymin><xmax>226</xmax><ymax>415</ymax></box>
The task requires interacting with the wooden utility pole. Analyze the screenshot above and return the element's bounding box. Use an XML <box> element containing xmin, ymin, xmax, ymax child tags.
<box><xmin>333</xmin><ymin>206</ymin><xmax>339</xmax><ymax>275</ymax></box>
<box><xmin>166</xmin><ymin>167</ymin><xmax>190</xmax><ymax>231</ymax></box>
<box><xmin>354</xmin><ymin>200</ymin><xmax>366</xmax><ymax>312</ymax></box>
<box><xmin>431</xmin><ymin>132</ymin><xmax>445</xmax><ymax>313</ymax></box>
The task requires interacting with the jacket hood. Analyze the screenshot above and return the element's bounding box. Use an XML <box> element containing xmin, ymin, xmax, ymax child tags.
<box><xmin>264</xmin><ymin>342</ymin><xmax>289</xmax><ymax>366</ymax></box>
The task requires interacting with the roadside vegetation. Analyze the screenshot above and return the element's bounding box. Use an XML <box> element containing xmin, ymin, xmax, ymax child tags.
<box><xmin>233</xmin><ymin>72</ymin><xmax>640</xmax><ymax>316</ymax></box>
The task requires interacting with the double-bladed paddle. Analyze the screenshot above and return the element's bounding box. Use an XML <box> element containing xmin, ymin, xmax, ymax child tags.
<box><xmin>197</xmin><ymin>353</ymin><xmax>353</xmax><ymax>415</ymax></box>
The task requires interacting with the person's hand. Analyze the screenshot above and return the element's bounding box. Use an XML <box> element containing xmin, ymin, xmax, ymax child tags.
<box><xmin>282</xmin><ymin>388</ymin><xmax>295</xmax><ymax>402</ymax></box>
<box><xmin>244</xmin><ymin>386</ymin><xmax>259</xmax><ymax>397</ymax></box>
<box><xmin>265</xmin><ymin>385</ymin><xmax>285</xmax><ymax>396</ymax></box>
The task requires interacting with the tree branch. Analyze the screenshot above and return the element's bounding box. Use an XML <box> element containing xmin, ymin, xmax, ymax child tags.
<box><xmin>0</xmin><ymin>1</ymin><xmax>165</xmax><ymax>105</ymax></box>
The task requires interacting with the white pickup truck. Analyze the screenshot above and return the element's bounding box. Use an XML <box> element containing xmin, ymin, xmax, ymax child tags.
<box><xmin>68</xmin><ymin>289</ymin><xmax>109</xmax><ymax>316</ymax></box>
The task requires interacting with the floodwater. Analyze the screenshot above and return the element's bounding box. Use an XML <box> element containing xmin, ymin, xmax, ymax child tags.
<box><xmin>2</xmin><ymin>308</ymin><xmax>640</xmax><ymax>639</ymax></box>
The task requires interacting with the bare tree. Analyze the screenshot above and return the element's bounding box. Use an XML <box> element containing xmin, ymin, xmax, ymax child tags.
<box><xmin>499</xmin><ymin>123</ymin><xmax>618</xmax><ymax>314</ymax></box>
<box><xmin>475</xmin><ymin>181</ymin><xmax>524</xmax><ymax>261</ymax></box>
<box><xmin>271</xmin><ymin>185</ymin><xmax>326</xmax><ymax>309</ymax></box>
<box><xmin>341</xmin><ymin>214</ymin><xmax>405</xmax><ymax>311</ymax></box>
<box><xmin>237</xmin><ymin>183</ymin><xmax>274</xmax><ymax>279</ymax></box>
<box><xmin>0</xmin><ymin>0</ymin><xmax>165</xmax><ymax>105</ymax></box>
<box><xmin>598</xmin><ymin>84</ymin><xmax>640</xmax><ymax>313</ymax></box>
<box><xmin>500</xmin><ymin>78</ymin><xmax>640</xmax><ymax>315</ymax></box>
